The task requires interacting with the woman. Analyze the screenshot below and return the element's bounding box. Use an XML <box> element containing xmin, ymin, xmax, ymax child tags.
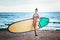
<box><xmin>33</xmin><ymin>8</ymin><xmax>40</xmax><ymax>36</ymax></box>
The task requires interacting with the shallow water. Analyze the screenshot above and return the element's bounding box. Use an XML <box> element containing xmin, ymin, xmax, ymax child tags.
<box><xmin>0</xmin><ymin>12</ymin><xmax>60</xmax><ymax>30</ymax></box>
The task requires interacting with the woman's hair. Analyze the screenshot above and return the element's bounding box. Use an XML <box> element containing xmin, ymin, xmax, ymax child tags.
<box><xmin>35</xmin><ymin>8</ymin><xmax>38</xmax><ymax>11</ymax></box>
<box><xmin>35</xmin><ymin>8</ymin><xmax>38</xmax><ymax>13</ymax></box>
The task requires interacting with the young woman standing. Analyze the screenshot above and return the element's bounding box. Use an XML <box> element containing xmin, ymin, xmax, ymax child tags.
<box><xmin>33</xmin><ymin>8</ymin><xmax>40</xmax><ymax>36</ymax></box>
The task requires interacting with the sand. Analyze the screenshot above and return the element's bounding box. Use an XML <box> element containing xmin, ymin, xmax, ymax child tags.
<box><xmin>0</xmin><ymin>30</ymin><xmax>60</xmax><ymax>40</ymax></box>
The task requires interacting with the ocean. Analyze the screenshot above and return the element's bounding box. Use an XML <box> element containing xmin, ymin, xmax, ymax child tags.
<box><xmin>0</xmin><ymin>12</ymin><xmax>60</xmax><ymax>30</ymax></box>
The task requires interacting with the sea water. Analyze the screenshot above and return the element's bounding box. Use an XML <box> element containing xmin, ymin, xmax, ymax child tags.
<box><xmin>0</xmin><ymin>12</ymin><xmax>60</xmax><ymax>30</ymax></box>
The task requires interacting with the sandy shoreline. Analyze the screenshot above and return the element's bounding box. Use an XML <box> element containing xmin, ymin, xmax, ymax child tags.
<box><xmin>0</xmin><ymin>30</ymin><xmax>60</xmax><ymax>40</ymax></box>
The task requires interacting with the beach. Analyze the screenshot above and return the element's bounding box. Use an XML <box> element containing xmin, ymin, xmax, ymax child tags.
<box><xmin>0</xmin><ymin>12</ymin><xmax>60</xmax><ymax>40</ymax></box>
<box><xmin>0</xmin><ymin>30</ymin><xmax>60</xmax><ymax>40</ymax></box>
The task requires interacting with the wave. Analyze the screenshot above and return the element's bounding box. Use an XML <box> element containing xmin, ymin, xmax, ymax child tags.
<box><xmin>0</xmin><ymin>12</ymin><xmax>60</xmax><ymax>30</ymax></box>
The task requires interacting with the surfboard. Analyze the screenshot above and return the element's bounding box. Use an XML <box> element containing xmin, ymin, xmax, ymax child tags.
<box><xmin>8</xmin><ymin>17</ymin><xmax>49</xmax><ymax>33</ymax></box>
<box><xmin>39</xmin><ymin>17</ymin><xmax>49</xmax><ymax>28</ymax></box>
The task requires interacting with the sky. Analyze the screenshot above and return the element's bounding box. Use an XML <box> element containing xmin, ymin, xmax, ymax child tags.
<box><xmin>0</xmin><ymin>0</ymin><xmax>60</xmax><ymax>12</ymax></box>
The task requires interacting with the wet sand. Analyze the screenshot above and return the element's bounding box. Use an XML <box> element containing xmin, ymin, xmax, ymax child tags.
<box><xmin>0</xmin><ymin>30</ymin><xmax>60</xmax><ymax>40</ymax></box>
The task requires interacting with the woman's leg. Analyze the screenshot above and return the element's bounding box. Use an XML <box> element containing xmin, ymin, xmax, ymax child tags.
<box><xmin>34</xmin><ymin>24</ymin><xmax>38</xmax><ymax>36</ymax></box>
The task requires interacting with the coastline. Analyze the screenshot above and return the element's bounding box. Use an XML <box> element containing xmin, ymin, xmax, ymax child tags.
<box><xmin>0</xmin><ymin>30</ymin><xmax>60</xmax><ymax>40</ymax></box>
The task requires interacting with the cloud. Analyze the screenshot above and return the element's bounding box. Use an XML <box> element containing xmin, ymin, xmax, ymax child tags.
<box><xmin>0</xmin><ymin>0</ymin><xmax>60</xmax><ymax>12</ymax></box>
<box><xmin>0</xmin><ymin>0</ymin><xmax>28</xmax><ymax>6</ymax></box>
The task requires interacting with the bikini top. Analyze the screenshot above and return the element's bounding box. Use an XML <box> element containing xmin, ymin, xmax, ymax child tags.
<box><xmin>33</xmin><ymin>13</ymin><xmax>39</xmax><ymax>19</ymax></box>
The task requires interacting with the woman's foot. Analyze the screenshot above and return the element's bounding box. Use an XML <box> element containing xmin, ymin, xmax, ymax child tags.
<box><xmin>35</xmin><ymin>34</ymin><xmax>38</xmax><ymax>36</ymax></box>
